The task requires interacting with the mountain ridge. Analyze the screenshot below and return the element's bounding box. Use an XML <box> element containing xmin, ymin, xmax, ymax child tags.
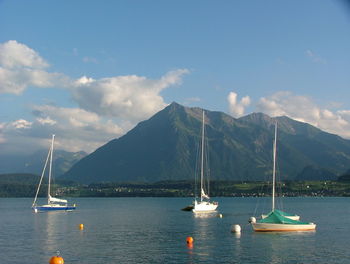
<box><xmin>0</xmin><ymin>150</ymin><xmax>87</xmax><ymax>177</ymax></box>
<box><xmin>63</xmin><ymin>102</ymin><xmax>350</xmax><ymax>184</ymax></box>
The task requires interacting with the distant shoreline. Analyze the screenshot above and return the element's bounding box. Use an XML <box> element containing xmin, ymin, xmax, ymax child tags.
<box><xmin>2</xmin><ymin>178</ymin><xmax>350</xmax><ymax>198</ymax></box>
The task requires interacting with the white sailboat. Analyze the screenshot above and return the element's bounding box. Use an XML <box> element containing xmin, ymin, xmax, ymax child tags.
<box><xmin>32</xmin><ymin>134</ymin><xmax>76</xmax><ymax>213</ymax></box>
<box><xmin>192</xmin><ymin>110</ymin><xmax>218</xmax><ymax>213</ymax></box>
<box><xmin>251</xmin><ymin>122</ymin><xmax>316</xmax><ymax>232</ymax></box>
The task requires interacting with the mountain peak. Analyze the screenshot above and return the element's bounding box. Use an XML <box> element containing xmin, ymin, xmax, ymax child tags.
<box><xmin>238</xmin><ymin>112</ymin><xmax>276</xmax><ymax>129</ymax></box>
<box><xmin>63</xmin><ymin>103</ymin><xmax>350</xmax><ymax>183</ymax></box>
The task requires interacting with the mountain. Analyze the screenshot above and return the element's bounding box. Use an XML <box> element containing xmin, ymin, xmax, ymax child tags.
<box><xmin>0</xmin><ymin>150</ymin><xmax>87</xmax><ymax>177</ymax></box>
<box><xmin>63</xmin><ymin>102</ymin><xmax>350</xmax><ymax>184</ymax></box>
<box><xmin>338</xmin><ymin>169</ymin><xmax>350</xmax><ymax>182</ymax></box>
<box><xmin>295</xmin><ymin>165</ymin><xmax>337</xmax><ymax>181</ymax></box>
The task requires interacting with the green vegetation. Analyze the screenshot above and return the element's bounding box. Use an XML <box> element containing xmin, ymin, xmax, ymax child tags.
<box><xmin>3</xmin><ymin>175</ymin><xmax>350</xmax><ymax>197</ymax></box>
<box><xmin>0</xmin><ymin>173</ymin><xmax>78</xmax><ymax>198</ymax></box>
<box><xmin>3</xmin><ymin>172</ymin><xmax>350</xmax><ymax>198</ymax></box>
<box><xmin>63</xmin><ymin>180</ymin><xmax>350</xmax><ymax>197</ymax></box>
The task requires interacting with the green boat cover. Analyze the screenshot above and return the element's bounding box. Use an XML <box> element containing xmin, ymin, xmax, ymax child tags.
<box><xmin>273</xmin><ymin>209</ymin><xmax>297</xmax><ymax>217</ymax></box>
<box><xmin>258</xmin><ymin>210</ymin><xmax>310</xmax><ymax>225</ymax></box>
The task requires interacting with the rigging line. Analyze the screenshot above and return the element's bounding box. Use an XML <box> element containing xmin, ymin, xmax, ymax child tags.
<box><xmin>204</xmin><ymin>116</ymin><xmax>211</xmax><ymax>196</ymax></box>
<box><xmin>32</xmin><ymin>144</ymin><xmax>51</xmax><ymax>207</ymax></box>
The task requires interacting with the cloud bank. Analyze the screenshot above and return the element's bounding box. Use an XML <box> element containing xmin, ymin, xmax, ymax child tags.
<box><xmin>2</xmin><ymin>40</ymin><xmax>350</xmax><ymax>155</ymax></box>
<box><xmin>256</xmin><ymin>91</ymin><xmax>350</xmax><ymax>138</ymax></box>
<box><xmin>72</xmin><ymin>69</ymin><xmax>189</xmax><ymax>121</ymax></box>
<box><xmin>0</xmin><ymin>40</ymin><xmax>189</xmax><ymax>154</ymax></box>
<box><xmin>0</xmin><ymin>40</ymin><xmax>67</xmax><ymax>94</ymax></box>
<box><xmin>227</xmin><ymin>92</ymin><xmax>251</xmax><ymax>117</ymax></box>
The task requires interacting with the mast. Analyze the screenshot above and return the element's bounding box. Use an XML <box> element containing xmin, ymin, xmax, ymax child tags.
<box><xmin>272</xmin><ymin>121</ymin><xmax>277</xmax><ymax>211</ymax></box>
<box><xmin>48</xmin><ymin>134</ymin><xmax>55</xmax><ymax>204</ymax></box>
<box><xmin>200</xmin><ymin>110</ymin><xmax>205</xmax><ymax>202</ymax></box>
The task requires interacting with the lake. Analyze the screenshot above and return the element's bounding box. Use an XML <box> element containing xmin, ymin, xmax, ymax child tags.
<box><xmin>0</xmin><ymin>197</ymin><xmax>349</xmax><ymax>263</ymax></box>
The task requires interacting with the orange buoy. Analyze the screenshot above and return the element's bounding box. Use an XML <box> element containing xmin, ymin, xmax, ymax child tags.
<box><xmin>186</xmin><ymin>236</ymin><xmax>194</xmax><ymax>244</ymax></box>
<box><xmin>49</xmin><ymin>255</ymin><xmax>64</xmax><ymax>264</ymax></box>
<box><xmin>79</xmin><ymin>223</ymin><xmax>84</xmax><ymax>230</ymax></box>
<box><xmin>187</xmin><ymin>242</ymin><xmax>194</xmax><ymax>249</ymax></box>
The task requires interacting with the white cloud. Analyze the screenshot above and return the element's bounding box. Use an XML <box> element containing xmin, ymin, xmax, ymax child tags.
<box><xmin>0</xmin><ymin>40</ymin><xmax>68</xmax><ymax>94</ymax></box>
<box><xmin>0</xmin><ymin>105</ymin><xmax>128</xmax><ymax>154</ymax></box>
<box><xmin>227</xmin><ymin>92</ymin><xmax>251</xmax><ymax>117</ymax></box>
<box><xmin>256</xmin><ymin>91</ymin><xmax>321</xmax><ymax>122</ymax></box>
<box><xmin>36</xmin><ymin>117</ymin><xmax>57</xmax><ymax>126</ymax></box>
<box><xmin>10</xmin><ymin>119</ymin><xmax>33</xmax><ymax>129</ymax></box>
<box><xmin>32</xmin><ymin>105</ymin><xmax>126</xmax><ymax>153</ymax></box>
<box><xmin>0</xmin><ymin>40</ymin><xmax>49</xmax><ymax>69</ymax></box>
<box><xmin>0</xmin><ymin>40</ymin><xmax>191</xmax><ymax>154</ymax></box>
<box><xmin>0</xmin><ymin>41</ymin><xmax>189</xmax><ymax>123</ymax></box>
<box><xmin>256</xmin><ymin>91</ymin><xmax>350</xmax><ymax>138</ymax></box>
<box><xmin>75</xmin><ymin>76</ymin><xmax>95</xmax><ymax>85</ymax></box>
<box><xmin>71</xmin><ymin>69</ymin><xmax>189</xmax><ymax>121</ymax></box>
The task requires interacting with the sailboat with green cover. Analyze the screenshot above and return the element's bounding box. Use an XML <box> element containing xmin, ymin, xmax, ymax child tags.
<box><xmin>251</xmin><ymin>122</ymin><xmax>316</xmax><ymax>232</ymax></box>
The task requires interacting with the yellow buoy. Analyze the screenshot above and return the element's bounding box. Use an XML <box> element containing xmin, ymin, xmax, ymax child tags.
<box><xmin>79</xmin><ymin>223</ymin><xmax>84</xmax><ymax>230</ymax></box>
<box><xmin>186</xmin><ymin>236</ymin><xmax>194</xmax><ymax>244</ymax></box>
<box><xmin>49</xmin><ymin>255</ymin><xmax>64</xmax><ymax>264</ymax></box>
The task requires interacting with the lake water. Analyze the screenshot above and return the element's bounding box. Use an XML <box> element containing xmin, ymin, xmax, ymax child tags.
<box><xmin>0</xmin><ymin>197</ymin><xmax>349</xmax><ymax>264</ymax></box>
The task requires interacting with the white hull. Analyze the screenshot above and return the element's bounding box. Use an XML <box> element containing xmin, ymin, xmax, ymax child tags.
<box><xmin>262</xmin><ymin>214</ymin><xmax>300</xmax><ymax>221</ymax></box>
<box><xmin>192</xmin><ymin>200</ymin><xmax>218</xmax><ymax>213</ymax></box>
<box><xmin>252</xmin><ymin>222</ymin><xmax>316</xmax><ymax>232</ymax></box>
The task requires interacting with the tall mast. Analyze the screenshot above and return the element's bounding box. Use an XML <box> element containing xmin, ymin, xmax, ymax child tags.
<box><xmin>200</xmin><ymin>110</ymin><xmax>205</xmax><ymax>202</ymax></box>
<box><xmin>272</xmin><ymin>121</ymin><xmax>277</xmax><ymax>211</ymax></box>
<box><xmin>48</xmin><ymin>134</ymin><xmax>55</xmax><ymax>203</ymax></box>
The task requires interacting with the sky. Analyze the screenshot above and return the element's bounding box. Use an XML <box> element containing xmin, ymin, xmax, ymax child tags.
<box><xmin>0</xmin><ymin>0</ymin><xmax>350</xmax><ymax>155</ymax></box>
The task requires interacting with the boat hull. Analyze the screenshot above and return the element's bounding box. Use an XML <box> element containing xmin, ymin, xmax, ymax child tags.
<box><xmin>33</xmin><ymin>205</ymin><xmax>76</xmax><ymax>213</ymax></box>
<box><xmin>252</xmin><ymin>222</ymin><xmax>316</xmax><ymax>232</ymax></box>
<box><xmin>192</xmin><ymin>201</ymin><xmax>218</xmax><ymax>213</ymax></box>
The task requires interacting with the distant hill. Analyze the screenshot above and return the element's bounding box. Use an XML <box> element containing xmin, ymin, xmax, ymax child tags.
<box><xmin>0</xmin><ymin>150</ymin><xmax>87</xmax><ymax>177</ymax></box>
<box><xmin>63</xmin><ymin>102</ymin><xmax>350</xmax><ymax>184</ymax></box>
<box><xmin>0</xmin><ymin>173</ymin><xmax>41</xmax><ymax>197</ymax></box>
<box><xmin>0</xmin><ymin>173</ymin><xmax>77</xmax><ymax>197</ymax></box>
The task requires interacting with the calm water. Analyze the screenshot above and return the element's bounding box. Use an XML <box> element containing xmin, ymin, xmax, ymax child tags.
<box><xmin>1</xmin><ymin>197</ymin><xmax>350</xmax><ymax>263</ymax></box>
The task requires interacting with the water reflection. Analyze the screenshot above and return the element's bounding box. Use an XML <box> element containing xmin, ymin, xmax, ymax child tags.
<box><xmin>234</xmin><ymin>232</ymin><xmax>241</xmax><ymax>239</ymax></box>
<box><xmin>45</xmin><ymin>211</ymin><xmax>62</xmax><ymax>253</ymax></box>
<box><xmin>251</xmin><ymin>230</ymin><xmax>317</xmax><ymax>263</ymax></box>
<box><xmin>33</xmin><ymin>210</ymin><xmax>73</xmax><ymax>257</ymax></box>
<box><xmin>190</xmin><ymin>211</ymin><xmax>221</xmax><ymax>263</ymax></box>
<box><xmin>193</xmin><ymin>212</ymin><xmax>219</xmax><ymax>218</ymax></box>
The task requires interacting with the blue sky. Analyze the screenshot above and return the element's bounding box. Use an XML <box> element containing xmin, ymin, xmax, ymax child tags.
<box><xmin>0</xmin><ymin>0</ymin><xmax>350</xmax><ymax>154</ymax></box>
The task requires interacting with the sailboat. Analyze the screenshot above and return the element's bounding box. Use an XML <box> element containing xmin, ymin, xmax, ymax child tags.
<box><xmin>251</xmin><ymin>122</ymin><xmax>316</xmax><ymax>232</ymax></box>
<box><xmin>32</xmin><ymin>135</ymin><xmax>76</xmax><ymax>213</ymax></box>
<box><xmin>192</xmin><ymin>110</ymin><xmax>218</xmax><ymax>213</ymax></box>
